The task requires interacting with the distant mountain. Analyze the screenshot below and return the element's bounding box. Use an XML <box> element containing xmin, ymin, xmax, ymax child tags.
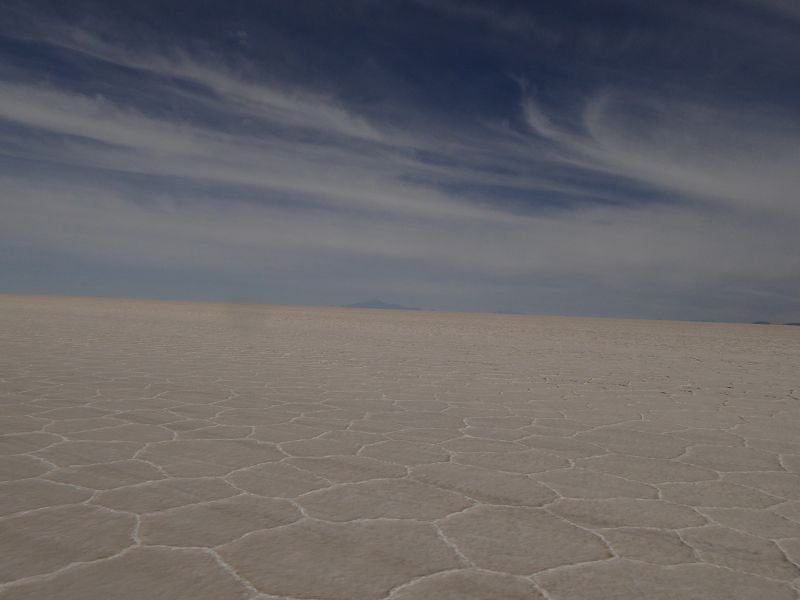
<box><xmin>785</xmin><ymin>322</ymin><xmax>800</xmax><ymax>326</ymax></box>
<box><xmin>342</xmin><ymin>298</ymin><xmax>420</xmax><ymax>311</ymax></box>
<box><xmin>752</xmin><ymin>321</ymin><xmax>771</xmax><ymax>325</ymax></box>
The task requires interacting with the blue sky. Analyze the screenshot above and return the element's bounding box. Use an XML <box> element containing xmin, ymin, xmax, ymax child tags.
<box><xmin>1</xmin><ymin>0</ymin><xmax>799</xmax><ymax>321</ymax></box>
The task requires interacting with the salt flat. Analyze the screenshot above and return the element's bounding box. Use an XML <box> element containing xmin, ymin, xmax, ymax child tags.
<box><xmin>1</xmin><ymin>294</ymin><xmax>799</xmax><ymax>599</ymax></box>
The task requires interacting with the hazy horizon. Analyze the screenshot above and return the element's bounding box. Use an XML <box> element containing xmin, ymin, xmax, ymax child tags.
<box><xmin>6</xmin><ymin>291</ymin><xmax>800</xmax><ymax>326</ymax></box>
<box><xmin>2</xmin><ymin>1</ymin><xmax>799</xmax><ymax>322</ymax></box>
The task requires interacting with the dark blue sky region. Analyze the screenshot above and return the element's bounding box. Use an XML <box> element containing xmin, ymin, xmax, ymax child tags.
<box><xmin>1</xmin><ymin>0</ymin><xmax>799</xmax><ymax>321</ymax></box>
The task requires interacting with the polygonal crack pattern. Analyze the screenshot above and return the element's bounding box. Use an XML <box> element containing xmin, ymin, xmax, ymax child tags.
<box><xmin>1</xmin><ymin>294</ymin><xmax>799</xmax><ymax>600</ymax></box>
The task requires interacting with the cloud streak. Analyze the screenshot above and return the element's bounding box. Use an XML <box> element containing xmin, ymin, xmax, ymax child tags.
<box><xmin>1</xmin><ymin>2</ymin><xmax>798</xmax><ymax>321</ymax></box>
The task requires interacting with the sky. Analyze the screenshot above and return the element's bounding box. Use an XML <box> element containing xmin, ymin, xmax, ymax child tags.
<box><xmin>1</xmin><ymin>0</ymin><xmax>799</xmax><ymax>321</ymax></box>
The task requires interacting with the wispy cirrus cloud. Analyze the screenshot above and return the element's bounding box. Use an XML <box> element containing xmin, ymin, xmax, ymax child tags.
<box><xmin>521</xmin><ymin>90</ymin><xmax>800</xmax><ymax>219</ymax></box>
<box><xmin>1</xmin><ymin>2</ymin><xmax>798</xmax><ymax>320</ymax></box>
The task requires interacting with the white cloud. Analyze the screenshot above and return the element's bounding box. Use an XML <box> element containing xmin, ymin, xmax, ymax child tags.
<box><xmin>1</xmin><ymin>18</ymin><xmax>798</xmax><ymax>320</ymax></box>
<box><xmin>522</xmin><ymin>90</ymin><xmax>800</xmax><ymax>219</ymax></box>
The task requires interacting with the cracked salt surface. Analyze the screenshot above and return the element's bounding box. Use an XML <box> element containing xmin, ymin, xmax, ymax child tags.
<box><xmin>1</xmin><ymin>294</ymin><xmax>799</xmax><ymax>599</ymax></box>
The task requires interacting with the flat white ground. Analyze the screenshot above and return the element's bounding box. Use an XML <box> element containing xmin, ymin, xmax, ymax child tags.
<box><xmin>1</xmin><ymin>294</ymin><xmax>799</xmax><ymax>599</ymax></box>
